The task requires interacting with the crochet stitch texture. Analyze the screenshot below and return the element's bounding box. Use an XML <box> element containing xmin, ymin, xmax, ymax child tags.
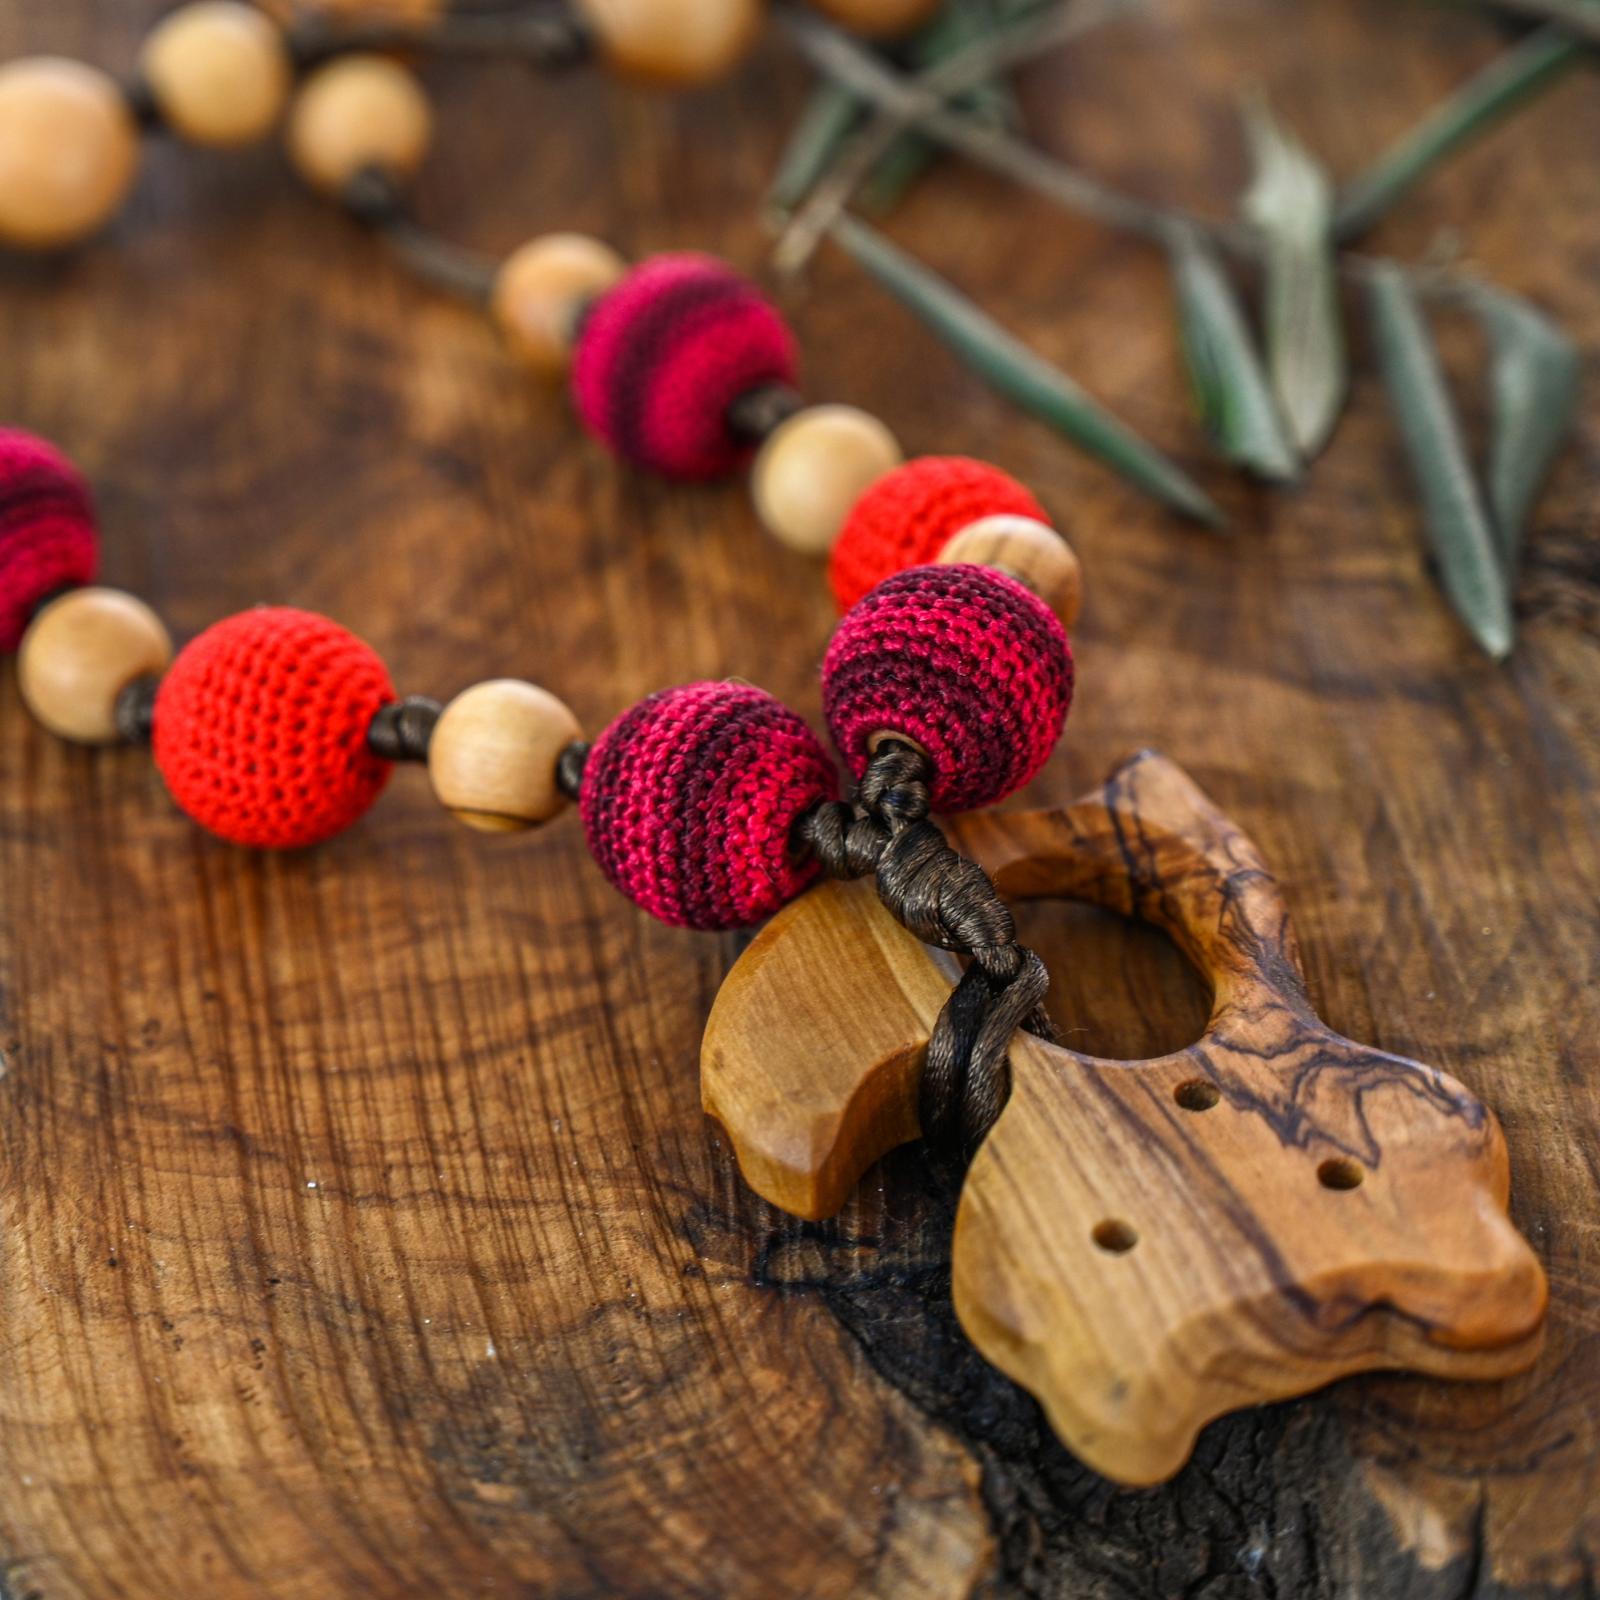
<box><xmin>153</xmin><ymin>607</ymin><xmax>394</xmax><ymax>849</ymax></box>
<box><xmin>823</xmin><ymin>563</ymin><xmax>1073</xmax><ymax>813</ymax></box>
<box><xmin>571</xmin><ymin>253</ymin><xmax>799</xmax><ymax>481</ymax></box>
<box><xmin>828</xmin><ymin>455</ymin><xmax>1049</xmax><ymax>614</ymax></box>
<box><xmin>580</xmin><ymin>681</ymin><xmax>839</xmax><ymax>930</ymax></box>
<box><xmin>0</xmin><ymin>428</ymin><xmax>100</xmax><ymax>651</ymax></box>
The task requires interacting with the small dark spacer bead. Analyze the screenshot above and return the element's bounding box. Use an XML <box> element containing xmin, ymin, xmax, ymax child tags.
<box><xmin>121</xmin><ymin>75</ymin><xmax>162</xmax><ymax>130</ymax></box>
<box><xmin>367</xmin><ymin>696</ymin><xmax>442</xmax><ymax>762</ymax></box>
<box><xmin>556</xmin><ymin>739</ymin><xmax>591</xmax><ymax>801</ymax></box>
<box><xmin>726</xmin><ymin>384</ymin><xmax>805</xmax><ymax>447</ymax></box>
<box><xmin>523</xmin><ymin>11</ymin><xmax>594</xmax><ymax>70</ymax></box>
<box><xmin>113</xmin><ymin>675</ymin><xmax>160</xmax><ymax>746</ymax></box>
<box><xmin>340</xmin><ymin>164</ymin><xmax>405</xmax><ymax>225</ymax></box>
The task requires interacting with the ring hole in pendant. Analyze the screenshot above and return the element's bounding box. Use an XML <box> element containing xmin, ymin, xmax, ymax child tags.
<box><xmin>1010</xmin><ymin>902</ymin><xmax>1210</xmax><ymax>1060</ymax></box>
<box><xmin>1318</xmin><ymin>1157</ymin><xmax>1365</xmax><ymax>1191</ymax></box>
<box><xmin>1174</xmin><ymin>1078</ymin><xmax>1220</xmax><ymax>1111</ymax></box>
<box><xmin>1092</xmin><ymin>1219</ymin><xmax>1138</xmax><ymax>1253</ymax></box>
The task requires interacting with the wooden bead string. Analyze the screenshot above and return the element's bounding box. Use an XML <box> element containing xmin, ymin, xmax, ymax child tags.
<box><xmin>0</xmin><ymin>0</ymin><xmax>1078</xmax><ymax>1153</ymax></box>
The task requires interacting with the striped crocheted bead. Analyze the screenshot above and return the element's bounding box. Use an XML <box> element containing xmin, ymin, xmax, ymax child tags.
<box><xmin>580</xmin><ymin>682</ymin><xmax>838</xmax><ymax>930</ymax></box>
<box><xmin>153</xmin><ymin>607</ymin><xmax>395</xmax><ymax>849</ymax></box>
<box><xmin>823</xmin><ymin>564</ymin><xmax>1073</xmax><ymax>813</ymax></box>
<box><xmin>827</xmin><ymin>455</ymin><xmax>1049</xmax><ymax>614</ymax></box>
<box><xmin>570</xmin><ymin>253</ymin><xmax>799</xmax><ymax>481</ymax></box>
<box><xmin>0</xmin><ymin>429</ymin><xmax>100</xmax><ymax>651</ymax></box>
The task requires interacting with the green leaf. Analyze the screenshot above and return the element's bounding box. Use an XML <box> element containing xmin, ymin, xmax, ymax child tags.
<box><xmin>1334</xmin><ymin>26</ymin><xmax>1583</xmax><ymax>243</ymax></box>
<box><xmin>1240</xmin><ymin>96</ymin><xmax>1346</xmax><ymax>459</ymax></box>
<box><xmin>766</xmin><ymin>81</ymin><xmax>861</xmax><ymax>219</ymax></box>
<box><xmin>831</xmin><ymin>213</ymin><xmax>1227</xmax><ymax>529</ymax></box>
<box><xmin>1365</xmin><ymin>261</ymin><xmax>1513</xmax><ymax>659</ymax></box>
<box><xmin>1464</xmin><ymin>282</ymin><xmax>1580</xmax><ymax>573</ymax></box>
<box><xmin>1168</xmin><ymin>223</ymin><xmax>1301</xmax><ymax>482</ymax></box>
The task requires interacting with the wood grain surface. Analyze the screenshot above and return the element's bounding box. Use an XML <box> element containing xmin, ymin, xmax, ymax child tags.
<box><xmin>0</xmin><ymin>1</ymin><xmax>1596</xmax><ymax>1595</ymax></box>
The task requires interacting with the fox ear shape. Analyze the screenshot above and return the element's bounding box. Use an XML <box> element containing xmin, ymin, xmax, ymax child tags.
<box><xmin>701</xmin><ymin>750</ymin><xmax>1548</xmax><ymax>1486</ymax></box>
<box><xmin>700</xmin><ymin>875</ymin><xmax>955</xmax><ymax>1222</ymax></box>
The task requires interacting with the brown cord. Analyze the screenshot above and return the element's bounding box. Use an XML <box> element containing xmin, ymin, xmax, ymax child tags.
<box><xmin>340</xmin><ymin>169</ymin><xmax>499</xmax><ymax>306</ymax></box>
<box><xmin>795</xmin><ymin>740</ymin><xmax>1055</xmax><ymax>1152</ymax></box>
<box><xmin>367</xmin><ymin>696</ymin><xmax>442</xmax><ymax>762</ymax></box>
<box><xmin>556</xmin><ymin>740</ymin><xmax>590</xmax><ymax>801</ymax></box>
<box><xmin>288</xmin><ymin>6</ymin><xmax>592</xmax><ymax>72</ymax></box>
<box><xmin>113</xmin><ymin>676</ymin><xmax>160</xmax><ymax>746</ymax></box>
<box><xmin>725</xmin><ymin>383</ymin><xmax>805</xmax><ymax>446</ymax></box>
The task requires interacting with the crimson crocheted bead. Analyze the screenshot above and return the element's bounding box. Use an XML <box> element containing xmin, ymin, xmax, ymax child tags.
<box><xmin>823</xmin><ymin>564</ymin><xmax>1073</xmax><ymax>813</ymax></box>
<box><xmin>570</xmin><ymin>253</ymin><xmax>799</xmax><ymax>481</ymax></box>
<box><xmin>827</xmin><ymin>455</ymin><xmax>1049</xmax><ymax>613</ymax></box>
<box><xmin>580</xmin><ymin>682</ymin><xmax>838</xmax><ymax>931</ymax></box>
<box><xmin>153</xmin><ymin>607</ymin><xmax>395</xmax><ymax>850</ymax></box>
<box><xmin>0</xmin><ymin>429</ymin><xmax>100</xmax><ymax>651</ymax></box>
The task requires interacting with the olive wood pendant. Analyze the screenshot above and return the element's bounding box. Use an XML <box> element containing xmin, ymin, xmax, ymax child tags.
<box><xmin>700</xmin><ymin>750</ymin><xmax>1547</xmax><ymax>1485</ymax></box>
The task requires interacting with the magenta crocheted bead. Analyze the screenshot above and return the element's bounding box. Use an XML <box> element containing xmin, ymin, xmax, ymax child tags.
<box><xmin>823</xmin><ymin>564</ymin><xmax>1073</xmax><ymax>813</ymax></box>
<box><xmin>0</xmin><ymin>429</ymin><xmax>100</xmax><ymax>651</ymax></box>
<box><xmin>570</xmin><ymin>253</ymin><xmax>799</xmax><ymax>481</ymax></box>
<box><xmin>580</xmin><ymin>682</ymin><xmax>838</xmax><ymax>930</ymax></box>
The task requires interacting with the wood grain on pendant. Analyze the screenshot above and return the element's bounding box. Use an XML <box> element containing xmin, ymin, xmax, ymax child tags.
<box><xmin>701</xmin><ymin>751</ymin><xmax>1548</xmax><ymax>1486</ymax></box>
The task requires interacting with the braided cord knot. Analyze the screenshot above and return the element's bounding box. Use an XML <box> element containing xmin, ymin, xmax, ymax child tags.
<box><xmin>795</xmin><ymin>740</ymin><xmax>1056</xmax><ymax>1152</ymax></box>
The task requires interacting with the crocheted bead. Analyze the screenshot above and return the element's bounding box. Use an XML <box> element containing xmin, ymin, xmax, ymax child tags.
<box><xmin>0</xmin><ymin>429</ymin><xmax>100</xmax><ymax>652</ymax></box>
<box><xmin>153</xmin><ymin>607</ymin><xmax>395</xmax><ymax>849</ymax></box>
<box><xmin>571</xmin><ymin>253</ymin><xmax>799</xmax><ymax>481</ymax></box>
<box><xmin>822</xmin><ymin>564</ymin><xmax>1073</xmax><ymax>813</ymax></box>
<box><xmin>827</xmin><ymin>455</ymin><xmax>1050</xmax><ymax>613</ymax></box>
<box><xmin>580</xmin><ymin>682</ymin><xmax>838</xmax><ymax>930</ymax></box>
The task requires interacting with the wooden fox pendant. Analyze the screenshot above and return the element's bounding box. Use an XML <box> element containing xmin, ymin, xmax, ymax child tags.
<box><xmin>701</xmin><ymin>750</ymin><xmax>1547</xmax><ymax>1485</ymax></box>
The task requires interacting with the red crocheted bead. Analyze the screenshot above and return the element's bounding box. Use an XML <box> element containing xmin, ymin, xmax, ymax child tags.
<box><xmin>580</xmin><ymin>682</ymin><xmax>838</xmax><ymax>930</ymax></box>
<box><xmin>153</xmin><ymin>607</ymin><xmax>395</xmax><ymax>850</ymax></box>
<box><xmin>0</xmin><ymin>429</ymin><xmax>100</xmax><ymax>651</ymax></box>
<box><xmin>827</xmin><ymin>456</ymin><xmax>1049</xmax><ymax>613</ymax></box>
<box><xmin>823</xmin><ymin>564</ymin><xmax>1073</xmax><ymax>813</ymax></box>
<box><xmin>570</xmin><ymin>253</ymin><xmax>799</xmax><ymax>481</ymax></box>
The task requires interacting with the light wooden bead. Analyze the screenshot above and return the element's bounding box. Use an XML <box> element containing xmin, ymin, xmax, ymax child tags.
<box><xmin>428</xmin><ymin>679</ymin><xmax>582</xmax><ymax>832</ymax></box>
<box><xmin>286</xmin><ymin>55</ymin><xmax>432</xmax><ymax>196</ymax></box>
<box><xmin>938</xmin><ymin>514</ymin><xmax>1083</xmax><ymax>631</ymax></box>
<box><xmin>19</xmin><ymin>587</ymin><xmax>173</xmax><ymax>745</ymax></box>
<box><xmin>576</xmin><ymin>0</ymin><xmax>762</xmax><ymax>84</ymax></box>
<box><xmin>492</xmin><ymin>234</ymin><xmax>628</xmax><ymax>375</ymax></box>
<box><xmin>805</xmin><ymin>0</ymin><xmax>940</xmax><ymax>37</ymax></box>
<box><xmin>140</xmin><ymin>3</ymin><xmax>291</xmax><ymax>149</ymax></box>
<box><xmin>752</xmin><ymin>405</ymin><xmax>902</xmax><ymax>557</ymax></box>
<box><xmin>0</xmin><ymin>58</ymin><xmax>139</xmax><ymax>250</ymax></box>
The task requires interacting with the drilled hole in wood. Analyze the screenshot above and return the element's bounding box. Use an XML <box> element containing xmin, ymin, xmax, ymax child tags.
<box><xmin>1174</xmin><ymin>1078</ymin><xmax>1220</xmax><ymax>1111</ymax></box>
<box><xmin>1011</xmin><ymin>901</ymin><xmax>1210</xmax><ymax>1059</ymax></box>
<box><xmin>1092</xmin><ymin>1219</ymin><xmax>1138</xmax><ymax>1253</ymax></box>
<box><xmin>1318</xmin><ymin>1157</ymin><xmax>1365</xmax><ymax>1191</ymax></box>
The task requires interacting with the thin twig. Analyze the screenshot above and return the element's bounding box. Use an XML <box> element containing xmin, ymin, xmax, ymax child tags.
<box><xmin>777</xmin><ymin>6</ymin><xmax>1249</xmax><ymax>267</ymax></box>
<box><xmin>773</xmin><ymin>0</ymin><xmax>1152</xmax><ymax>275</ymax></box>
<box><xmin>1472</xmin><ymin>0</ymin><xmax>1600</xmax><ymax>46</ymax></box>
<box><xmin>780</xmin><ymin>8</ymin><xmax>1527</xmax><ymax>302</ymax></box>
<box><xmin>1332</xmin><ymin>23</ymin><xmax>1583</xmax><ymax>240</ymax></box>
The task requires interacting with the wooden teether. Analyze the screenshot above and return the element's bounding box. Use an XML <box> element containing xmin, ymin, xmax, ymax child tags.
<box><xmin>702</xmin><ymin>749</ymin><xmax>1548</xmax><ymax>1485</ymax></box>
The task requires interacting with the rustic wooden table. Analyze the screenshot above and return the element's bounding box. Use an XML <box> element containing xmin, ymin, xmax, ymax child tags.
<box><xmin>0</xmin><ymin>2</ymin><xmax>1595</xmax><ymax>1595</ymax></box>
